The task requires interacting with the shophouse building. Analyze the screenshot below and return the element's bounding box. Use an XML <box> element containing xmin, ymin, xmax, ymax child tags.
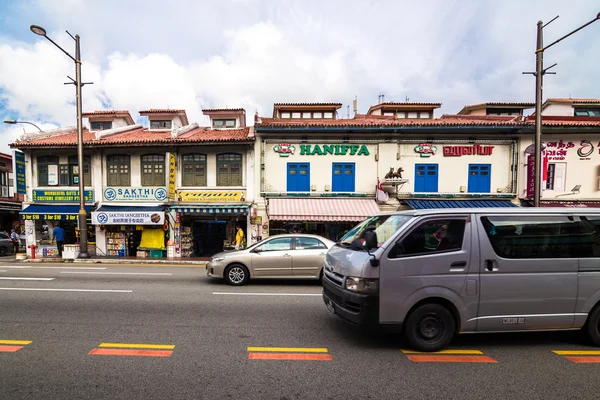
<box><xmin>0</xmin><ymin>152</ymin><xmax>24</xmax><ymax>248</ymax></box>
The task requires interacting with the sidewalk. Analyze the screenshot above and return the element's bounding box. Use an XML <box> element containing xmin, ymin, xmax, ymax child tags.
<box><xmin>12</xmin><ymin>255</ymin><xmax>210</xmax><ymax>266</ymax></box>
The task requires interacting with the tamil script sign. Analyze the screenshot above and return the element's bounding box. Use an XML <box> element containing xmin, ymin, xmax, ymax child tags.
<box><xmin>13</xmin><ymin>151</ymin><xmax>26</xmax><ymax>194</ymax></box>
<box><xmin>32</xmin><ymin>190</ymin><xmax>94</xmax><ymax>202</ymax></box>
<box><xmin>178</xmin><ymin>191</ymin><xmax>246</xmax><ymax>202</ymax></box>
<box><xmin>91</xmin><ymin>211</ymin><xmax>165</xmax><ymax>225</ymax></box>
<box><xmin>103</xmin><ymin>187</ymin><xmax>168</xmax><ymax>202</ymax></box>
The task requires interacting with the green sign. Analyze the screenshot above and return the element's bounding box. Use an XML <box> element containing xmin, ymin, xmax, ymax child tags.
<box><xmin>32</xmin><ymin>190</ymin><xmax>94</xmax><ymax>202</ymax></box>
<box><xmin>299</xmin><ymin>144</ymin><xmax>370</xmax><ymax>156</ymax></box>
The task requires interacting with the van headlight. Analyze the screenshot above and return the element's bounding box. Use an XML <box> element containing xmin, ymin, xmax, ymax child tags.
<box><xmin>211</xmin><ymin>256</ymin><xmax>225</xmax><ymax>263</ymax></box>
<box><xmin>344</xmin><ymin>277</ymin><xmax>379</xmax><ymax>294</ymax></box>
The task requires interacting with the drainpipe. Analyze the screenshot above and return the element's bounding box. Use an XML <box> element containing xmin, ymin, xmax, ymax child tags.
<box><xmin>510</xmin><ymin>140</ymin><xmax>518</xmax><ymax>196</ymax></box>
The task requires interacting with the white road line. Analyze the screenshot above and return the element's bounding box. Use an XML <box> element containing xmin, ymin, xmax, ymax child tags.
<box><xmin>0</xmin><ymin>270</ymin><xmax>6</xmax><ymax>272</ymax></box>
<box><xmin>0</xmin><ymin>287</ymin><xmax>132</xmax><ymax>293</ymax></box>
<box><xmin>213</xmin><ymin>292</ymin><xmax>321</xmax><ymax>297</ymax></box>
<box><xmin>60</xmin><ymin>271</ymin><xmax>172</xmax><ymax>276</ymax></box>
<box><xmin>0</xmin><ymin>277</ymin><xmax>55</xmax><ymax>281</ymax></box>
<box><xmin>2</xmin><ymin>266</ymin><xmax>107</xmax><ymax>270</ymax></box>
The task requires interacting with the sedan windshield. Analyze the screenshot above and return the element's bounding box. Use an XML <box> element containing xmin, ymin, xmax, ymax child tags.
<box><xmin>340</xmin><ymin>215</ymin><xmax>412</xmax><ymax>248</ymax></box>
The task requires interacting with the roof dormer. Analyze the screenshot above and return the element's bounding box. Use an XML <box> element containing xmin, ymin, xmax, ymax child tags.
<box><xmin>83</xmin><ymin>110</ymin><xmax>135</xmax><ymax>131</ymax></box>
<box><xmin>458</xmin><ymin>102</ymin><xmax>534</xmax><ymax>116</ymax></box>
<box><xmin>139</xmin><ymin>109</ymin><xmax>189</xmax><ymax>131</ymax></box>
<box><xmin>367</xmin><ymin>102</ymin><xmax>441</xmax><ymax>119</ymax></box>
<box><xmin>541</xmin><ymin>98</ymin><xmax>600</xmax><ymax>117</ymax></box>
<box><xmin>272</xmin><ymin>103</ymin><xmax>342</xmax><ymax>120</ymax></box>
<box><xmin>202</xmin><ymin>108</ymin><xmax>246</xmax><ymax>129</ymax></box>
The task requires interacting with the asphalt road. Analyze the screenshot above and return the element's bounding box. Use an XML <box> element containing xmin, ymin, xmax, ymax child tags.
<box><xmin>1</xmin><ymin>262</ymin><xmax>599</xmax><ymax>400</ymax></box>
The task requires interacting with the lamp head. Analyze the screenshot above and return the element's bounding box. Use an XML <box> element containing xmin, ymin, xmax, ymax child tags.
<box><xmin>3</xmin><ymin>120</ymin><xmax>17</xmax><ymax>124</ymax></box>
<box><xmin>30</xmin><ymin>25</ymin><xmax>47</xmax><ymax>36</ymax></box>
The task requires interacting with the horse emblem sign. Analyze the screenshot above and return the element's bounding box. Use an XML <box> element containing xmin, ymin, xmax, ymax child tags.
<box><xmin>273</xmin><ymin>144</ymin><xmax>296</xmax><ymax>157</ymax></box>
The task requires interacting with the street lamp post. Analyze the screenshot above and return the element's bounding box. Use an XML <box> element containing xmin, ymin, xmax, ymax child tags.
<box><xmin>3</xmin><ymin>120</ymin><xmax>43</xmax><ymax>131</ymax></box>
<box><xmin>529</xmin><ymin>13</ymin><xmax>600</xmax><ymax>207</ymax></box>
<box><xmin>30</xmin><ymin>24</ymin><xmax>92</xmax><ymax>258</ymax></box>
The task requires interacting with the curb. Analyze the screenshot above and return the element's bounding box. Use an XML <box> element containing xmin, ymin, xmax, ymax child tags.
<box><xmin>12</xmin><ymin>258</ymin><xmax>208</xmax><ymax>267</ymax></box>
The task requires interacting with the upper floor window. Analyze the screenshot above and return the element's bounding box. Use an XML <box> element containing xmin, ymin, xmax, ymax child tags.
<box><xmin>90</xmin><ymin>121</ymin><xmax>112</xmax><ymax>130</ymax></box>
<box><xmin>37</xmin><ymin>155</ymin><xmax>59</xmax><ymax>186</ymax></box>
<box><xmin>212</xmin><ymin>119</ymin><xmax>236</xmax><ymax>128</ymax></box>
<box><xmin>323</xmin><ymin>112</ymin><xmax>333</xmax><ymax>119</ymax></box>
<box><xmin>281</xmin><ymin>112</ymin><xmax>291</xmax><ymax>118</ymax></box>
<box><xmin>141</xmin><ymin>154</ymin><xmax>166</xmax><ymax>186</ymax></box>
<box><xmin>150</xmin><ymin>120</ymin><xmax>172</xmax><ymax>129</ymax></box>
<box><xmin>217</xmin><ymin>153</ymin><xmax>242</xmax><ymax>186</ymax></box>
<box><xmin>182</xmin><ymin>154</ymin><xmax>207</xmax><ymax>186</ymax></box>
<box><xmin>107</xmin><ymin>155</ymin><xmax>130</xmax><ymax>186</ymax></box>
<box><xmin>67</xmin><ymin>156</ymin><xmax>91</xmax><ymax>186</ymax></box>
<box><xmin>574</xmin><ymin>108</ymin><xmax>600</xmax><ymax>117</ymax></box>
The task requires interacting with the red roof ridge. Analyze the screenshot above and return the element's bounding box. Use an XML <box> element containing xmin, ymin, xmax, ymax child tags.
<box><xmin>139</xmin><ymin>108</ymin><xmax>187</xmax><ymax>113</ymax></box>
<box><xmin>19</xmin><ymin>126</ymin><xmax>79</xmax><ymax>142</ymax></box>
<box><xmin>202</xmin><ymin>108</ymin><xmax>245</xmax><ymax>113</ymax></box>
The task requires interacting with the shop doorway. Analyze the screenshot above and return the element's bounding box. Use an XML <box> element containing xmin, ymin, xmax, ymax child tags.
<box><xmin>193</xmin><ymin>220</ymin><xmax>227</xmax><ymax>256</ymax></box>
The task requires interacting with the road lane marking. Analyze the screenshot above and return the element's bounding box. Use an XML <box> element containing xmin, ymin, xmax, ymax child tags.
<box><xmin>0</xmin><ymin>277</ymin><xmax>55</xmax><ymax>281</ymax></box>
<box><xmin>564</xmin><ymin>356</ymin><xmax>600</xmax><ymax>363</ymax></box>
<box><xmin>0</xmin><ymin>345</ymin><xmax>24</xmax><ymax>353</ymax></box>
<box><xmin>0</xmin><ymin>340</ymin><xmax>32</xmax><ymax>345</ymax></box>
<box><xmin>249</xmin><ymin>353</ymin><xmax>332</xmax><ymax>360</ymax></box>
<box><xmin>60</xmin><ymin>271</ymin><xmax>172</xmax><ymax>276</ymax></box>
<box><xmin>213</xmin><ymin>292</ymin><xmax>321</xmax><ymax>296</ymax></box>
<box><xmin>89</xmin><ymin>348</ymin><xmax>173</xmax><ymax>357</ymax></box>
<box><xmin>401</xmin><ymin>349</ymin><xmax>483</xmax><ymax>355</ymax></box>
<box><xmin>406</xmin><ymin>355</ymin><xmax>497</xmax><ymax>363</ymax></box>
<box><xmin>248</xmin><ymin>347</ymin><xmax>328</xmax><ymax>353</ymax></box>
<box><xmin>553</xmin><ymin>350</ymin><xmax>600</xmax><ymax>355</ymax></box>
<box><xmin>0</xmin><ymin>270</ymin><xmax>6</xmax><ymax>272</ymax></box>
<box><xmin>2</xmin><ymin>266</ymin><xmax>107</xmax><ymax>270</ymax></box>
<box><xmin>99</xmin><ymin>343</ymin><xmax>175</xmax><ymax>350</ymax></box>
<box><xmin>0</xmin><ymin>287</ymin><xmax>132</xmax><ymax>293</ymax></box>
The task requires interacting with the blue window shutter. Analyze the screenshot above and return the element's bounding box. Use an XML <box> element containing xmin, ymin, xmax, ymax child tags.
<box><xmin>468</xmin><ymin>164</ymin><xmax>491</xmax><ymax>193</ymax></box>
<box><xmin>416</xmin><ymin>164</ymin><xmax>438</xmax><ymax>193</ymax></box>
<box><xmin>288</xmin><ymin>163</ymin><xmax>310</xmax><ymax>193</ymax></box>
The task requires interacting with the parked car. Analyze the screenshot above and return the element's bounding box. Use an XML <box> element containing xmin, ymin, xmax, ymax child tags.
<box><xmin>0</xmin><ymin>233</ymin><xmax>15</xmax><ymax>256</ymax></box>
<box><xmin>207</xmin><ymin>234</ymin><xmax>336</xmax><ymax>285</ymax></box>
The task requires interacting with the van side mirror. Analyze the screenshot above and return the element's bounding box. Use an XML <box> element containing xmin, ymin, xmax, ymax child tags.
<box><xmin>369</xmin><ymin>258</ymin><xmax>379</xmax><ymax>267</ymax></box>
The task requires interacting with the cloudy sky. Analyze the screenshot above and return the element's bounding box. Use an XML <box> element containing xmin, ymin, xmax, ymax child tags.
<box><xmin>1</xmin><ymin>0</ymin><xmax>599</xmax><ymax>152</ymax></box>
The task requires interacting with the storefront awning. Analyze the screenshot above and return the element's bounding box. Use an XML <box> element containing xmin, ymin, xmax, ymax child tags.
<box><xmin>405</xmin><ymin>199</ymin><xmax>518</xmax><ymax>209</ymax></box>
<box><xmin>268</xmin><ymin>198</ymin><xmax>380</xmax><ymax>222</ymax></box>
<box><xmin>170</xmin><ymin>204</ymin><xmax>249</xmax><ymax>214</ymax></box>
<box><xmin>20</xmin><ymin>204</ymin><xmax>94</xmax><ymax>221</ymax></box>
<box><xmin>92</xmin><ymin>205</ymin><xmax>165</xmax><ymax>225</ymax></box>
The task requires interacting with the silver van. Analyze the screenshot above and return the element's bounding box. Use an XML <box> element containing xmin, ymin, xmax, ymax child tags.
<box><xmin>322</xmin><ymin>208</ymin><xmax>600</xmax><ymax>351</ymax></box>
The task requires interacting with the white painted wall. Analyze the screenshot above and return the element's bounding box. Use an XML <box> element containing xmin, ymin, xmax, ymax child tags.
<box><xmin>542</xmin><ymin>103</ymin><xmax>573</xmax><ymax>116</ymax></box>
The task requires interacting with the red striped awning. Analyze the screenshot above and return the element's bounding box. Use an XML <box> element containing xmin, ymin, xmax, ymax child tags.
<box><xmin>268</xmin><ymin>198</ymin><xmax>381</xmax><ymax>222</ymax></box>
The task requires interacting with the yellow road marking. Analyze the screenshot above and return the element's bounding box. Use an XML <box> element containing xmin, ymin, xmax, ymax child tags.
<box><xmin>401</xmin><ymin>349</ymin><xmax>483</xmax><ymax>355</ymax></box>
<box><xmin>247</xmin><ymin>347</ymin><xmax>329</xmax><ymax>353</ymax></box>
<box><xmin>0</xmin><ymin>340</ymin><xmax>32</xmax><ymax>345</ymax></box>
<box><xmin>99</xmin><ymin>343</ymin><xmax>175</xmax><ymax>350</ymax></box>
<box><xmin>553</xmin><ymin>350</ymin><xmax>600</xmax><ymax>355</ymax></box>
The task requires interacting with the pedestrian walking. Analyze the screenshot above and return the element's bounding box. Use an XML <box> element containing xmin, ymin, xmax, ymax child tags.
<box><xmin>52</xmin><ymin>224</ymin><xmax>65</xmax><ymax>257</ymax></box>
<box><xmin>10</xmin><ymin>229</ymin><xmax>19</xmax><ymax>254</ymax></box>
<box><xmin>235</xmin><ymin>223</ymin><xmax>245</xmax><ymax>250</ymax></box>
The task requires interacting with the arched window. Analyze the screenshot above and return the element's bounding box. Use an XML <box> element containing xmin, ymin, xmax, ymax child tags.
<box><xmin>217</xmin><ymin>153</ymin><xmax>242</xmax><ymax>187</ymax></box>
<box><xmin>37</xmin><ymin>155</ymin><xmax>59</xmax><ymax>186</ymax></box>
<box><xmin>182</xmin><ymin>154</ymin><xmax>207</xmax><ymax>187</ymax></box>
<box><xmin>141</xmin><ymin>154</ymin><xmax>166</xmax><ymax>186</ymax></box>
<box><xmin>106</xmin><ymin>155</ymin><xmax>130</xmax><ymax>186</ymax></box>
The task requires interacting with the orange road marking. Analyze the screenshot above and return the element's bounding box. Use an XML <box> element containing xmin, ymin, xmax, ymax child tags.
<box><xmin>248</xmin><ymin>353</ymin><xmax>332</xmax><ymax>361</ymax></box>
<box><xmin>407</xmin><ymin>355</ymin><xmax>497</xmax><ymax>363</ymax></box>
<box><xmin>564</xmin><ymin>356</ymin><xmax>600</xmax><ymax>363</ymax></box>
<box><xmin>89</xmin><ymin>348</ymin><xmax>173</xmax><ymax>357</ymax></box>
<box><xmin>0</xmin><ymin>345</ymin><xmax>24</xmax><ymax>352</ymax></box>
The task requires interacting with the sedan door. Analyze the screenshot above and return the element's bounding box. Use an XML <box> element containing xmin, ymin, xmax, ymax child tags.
<box><xmin>291</xmin><ymin>237</ymin><xmax>328</xmax><ymax>277</ymax></box>
<box><xmin>250</xmin><ymin>237</ymin><xmax>293</xmax><ymax>277</ymax></box>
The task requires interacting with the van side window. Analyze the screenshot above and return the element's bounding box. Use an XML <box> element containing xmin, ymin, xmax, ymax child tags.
<box><xmin>389</xmin><ymin>219</ymin><xmax>466</xmax><ymax>258</ymax></box>
<box><xmin>480</xmin><ymin>216</ymin><xmax>583</xmax><ymax>259</ymax></box>
<box><xmin>575</xmin><ymin>216</ymin><xmax>600</xmax><ymax>257</ymax></box>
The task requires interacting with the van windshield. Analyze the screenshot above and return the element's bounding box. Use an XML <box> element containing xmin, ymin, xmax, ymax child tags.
<box><xmin>340</xmin><ymin>215</ymin><xmax>412</xmax><ymax>248</ymax></box>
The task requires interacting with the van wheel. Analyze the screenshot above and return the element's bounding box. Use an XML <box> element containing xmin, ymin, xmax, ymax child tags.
<box><xmin>0</xmin><ymin>246</ymin><xmax>7</xmax><ymax>256</ymax></box>
<box><xmin>404</xmin><ymin>303</ymin><xmax>455</xmax><ymax>352</ymax></box>
<box><xmin>224</xmin><ymin>264</ymin><xmax>249</xmax><ymax>286</ymax></box>
<box><xmin>585</xmin><ymin>306</ymin><xmax>600</xmax><ymax>346</ymax></box>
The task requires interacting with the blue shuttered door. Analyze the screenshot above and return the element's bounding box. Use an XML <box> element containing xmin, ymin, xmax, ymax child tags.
<box><xmin>468</xmin><ymin>164</ymin><xmax>491</xmax><ymax>193</ymax></box>
<box><xmin>415</xmin><ymin>164</ymin><xmax>438</xmax><ymax>193</ymax></box>
<box><xmin>332</xmin><ymin>163</ymin><xmax>355</xmax><ymax>192</ymax></box>
<box><xmin>287</xmin><ymin>163</ymin><xmax>310</xmax><ymax>192</ymax></box>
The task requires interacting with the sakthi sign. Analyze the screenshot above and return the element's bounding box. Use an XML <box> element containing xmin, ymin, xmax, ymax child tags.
<box><xmin>91</xmin><ymin>210</ymin><xmax>165</xmax><ymax>225</ymax></box>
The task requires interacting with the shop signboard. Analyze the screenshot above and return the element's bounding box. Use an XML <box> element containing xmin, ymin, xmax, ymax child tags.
<box><xmin>92</xmin><ymin>210</ymin><xmax>165</xmax><ymax>225</ymax></box>
<box><xmin>443</xmin><ymin>145</ymin><xmax>494</xmax><ymax>157</ymax></box>
<box><xmin>21</xmin><ymin>213</ymin><xmax>78</xmax><ymax>221</ymax></box>
<box><xmin>178</xmin><ymin>190</ymin><xmax>246</xmax><ymax>203</ymax></box>
<box><xmin>32</xmin><ymin>190</ymin><xmax>94</xmax><ymax>202</ymax></box>
<box><xmin>298</xmin><ymin>144</ymin><xmax>370</xmax><ymax>156</ymax></box>
<box><xmin>13</xmin><ymin>150</ymin><xmax>26</xmax><ymax>194</ymax></box>
<box><xmin>103</xmin><ymin>187</ymin><xmax>168</xmax><ymax>202</ymax></box>
<box><xmin>168</xmin><ymin>153</ymin><xmax>176</xmax><ymax>200</ymax></box>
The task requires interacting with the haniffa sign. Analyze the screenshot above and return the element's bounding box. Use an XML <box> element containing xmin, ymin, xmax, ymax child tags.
<box><xmin>298</xmin><ymin>144</ymin><xmax>370</xmax><ymax>156</ymax></box>
<box><xmin>443</xmin><ymin>145</ymin><xmax>494</xmax><ymax>157</ymax></box>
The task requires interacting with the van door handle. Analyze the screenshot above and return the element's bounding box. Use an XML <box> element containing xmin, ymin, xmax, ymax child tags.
<box><xmin>485</xmin><ymin>259</ymin><xmax>494</xmax><ymax>272</ymax></box>
<box><xmin>283</xmin><ymin>254</ymin><xmax>292</xmax><ymax>258</ymax></box>
<box><xmin>450</xmin><ymin>261</ymin><xmax>467</xmax><ymax>271</ymax></box>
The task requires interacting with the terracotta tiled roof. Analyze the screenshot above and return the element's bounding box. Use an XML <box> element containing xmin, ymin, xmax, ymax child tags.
<box><xmin>372</xmin><ymin>102</ymin><xmax>442</xmax><ymax>107</ymax></box>
<box><xmin>202</xmin><ymin>108</ymin><xmax>245</xmax><ymax>113</ymax></box>
<box><xmin>457</xmin><ymin>102</ymin><xmax>534</xmax><ymax>115</ymax></box>
<box><xmin>273</xmin><ymin>103</ymin><xmax>342</xmax><ymax>107</ymax></box>
<box><xmin>138</xmin><ymin>109</ymin><xmax>187</xmax><ymax>114</ymax></box>
<box><xmin>10</xmin><ymin>126</ymin><xmax>253</xmax><ymax>148</ymax></box>
<box><xmin>545</xmin><ymin>98</ymin><xmax>600</xmax><ymax>104</ymax></box>
<box><xmin>525</xmin><ymin>115</ymin><xmax>600</xmax><ymax>127</ymax></box>
<box><xmin>441</xmin><ymin>114</ymin><xmax>522</xmax><ymax>122</ymax></box>
<box><xmin>82</xmin><ymin>110</ymin><xmax>131</xmax><ymax>116</ymax></box>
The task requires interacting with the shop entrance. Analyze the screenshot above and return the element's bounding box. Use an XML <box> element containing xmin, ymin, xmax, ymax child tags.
<box><xmin>269</xmin><ymin>221</ymin><xmax>355</xmax><ymax>241</ymax></box>
<box><xmin>192</xmin><ymin>220</ymin><xmax>227</xmax><ymax>257</ymax></box>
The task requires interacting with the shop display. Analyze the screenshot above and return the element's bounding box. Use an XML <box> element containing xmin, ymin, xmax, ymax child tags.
<box><xmin>180</xmin><ymin>227</ymin><xmax>193</xmax><ymax>258</ymax></box>
<box><xmin>106</xmin><ymin>231</ymin><xmax>128</xmax><ymax>257</ymax></box>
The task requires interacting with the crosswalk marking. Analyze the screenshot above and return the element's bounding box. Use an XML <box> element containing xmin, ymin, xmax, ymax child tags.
<box><xmin>401</xmin><ymin>349</ymin><xmax>483</xmax><ymax>355</ymax></box>
<box><xmin>0</xmin><ymin>339</ymin><xmax>32</xmax><ymax>353</ymax></box>
<box><xmin>553</xmin><ymin>350</ymin><xmax>600</xmax><ymax>363</ymax></box>
<box><xmin>90</xmin><ymin>342</ymin><xmax>175</xmax><ymax>357</ymax></box>
<box><xmin>99</xmin><ymin>342</ymin><xmax>175</xmax><ymax>350</ymax></box>
<box><xmin>248</xmin><ymin>346</ymin><xmax>332</xmax><ymax>361</ymax></box>
<box><xmin>247</xmin><ymin>347</ymin><xmax>328</xmax><ymax>353</ymax></box>
<box><xmin>402</xmin><ymin>349</ymin><xmax>497</xmax><ymax>363</ymax></box>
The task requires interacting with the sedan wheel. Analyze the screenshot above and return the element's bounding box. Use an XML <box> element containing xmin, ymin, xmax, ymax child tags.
<box><xmin>0</xmin><ymin>246</ymin><xmax>7</xmax><ymax>256</ymax></box>
<box><xmin>225</xmin><ymin>264</ymin><xmax>249</xmax><ymax>286</ymax></box>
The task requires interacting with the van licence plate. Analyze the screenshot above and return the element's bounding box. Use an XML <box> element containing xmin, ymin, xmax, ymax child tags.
<box><xmin>326</xmin><ymin>300</ymin><xmax>335</xmax><ymax>314</ymax></box>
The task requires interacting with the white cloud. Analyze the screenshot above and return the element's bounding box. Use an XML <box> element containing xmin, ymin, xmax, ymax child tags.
<box><xmin>1</xmin><ymin>0</ymin><xmax>600</xmax><ymax>153</ymax></box>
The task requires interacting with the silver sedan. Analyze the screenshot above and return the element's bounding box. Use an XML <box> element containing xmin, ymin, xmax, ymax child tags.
<box><xmin>206</xmin><ymin>234</ymin><xmax>336</xmax><ymax>285</ymax></box>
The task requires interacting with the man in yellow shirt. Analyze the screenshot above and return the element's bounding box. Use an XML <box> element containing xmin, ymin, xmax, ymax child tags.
<box><xmin>235</xmin><ymin>223</ymin><xmax>245</xmax><ymax>250</ymax></box>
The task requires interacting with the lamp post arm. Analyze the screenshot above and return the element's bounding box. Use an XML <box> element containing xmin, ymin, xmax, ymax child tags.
<box><xmin>20</xmin><ymin>121</ymin><xmax>43</xmax><ymax>131</ymax></box>
<box><xmin>539</xmin><ymin>15</ymin><xmax>600</xmax><ymax>53</ymax></box>
<box><xmin>42</xmin><ymin>34</ymin><xmax>77</xmax><ymax>63</ymax></box>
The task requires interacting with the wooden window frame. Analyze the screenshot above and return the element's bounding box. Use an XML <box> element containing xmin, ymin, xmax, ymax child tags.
<box><xmin>90</xmin><ymin>121</ymin><xmax>112</xmax><ymax>130</ymax></box>
<box><xmin>216</xmin><ymin>153</ymin><xmax>242</xmax><ymax>187</ymax></box>
<box><xmin>141</xmin><ymin>154</ymin><xmax>166</xmax><ymax>186</ymax></box>
<box><xmin>37</xmin><ymin>155</ymin><xmax>59</xmax><ymax>186</ymax></box>
<box><xmin>149</xmin><ymin>120</ymin><xmax>172</xmax><ymax>129</ymax></box>
<box><xmin>182</xmin><ymin>154</ymin><xmax>207</xmax><ymax>187</ymax></box>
